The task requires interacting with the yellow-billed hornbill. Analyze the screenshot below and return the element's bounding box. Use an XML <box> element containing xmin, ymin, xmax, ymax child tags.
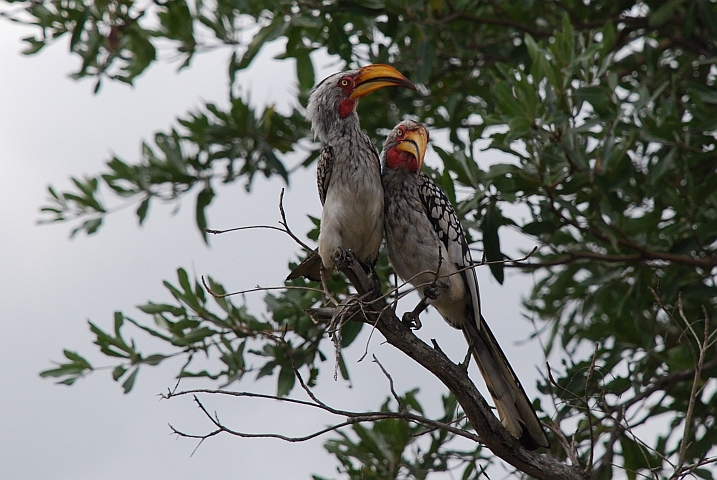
<box><xmin>287</xmin><ymin>65</ymin><xmax>416</xmax><ymax>284</ymax></box>
<box><xmin>381</xmin><ymin>120</ymin><xmax>550</xmax><ymax>450</ymax></box>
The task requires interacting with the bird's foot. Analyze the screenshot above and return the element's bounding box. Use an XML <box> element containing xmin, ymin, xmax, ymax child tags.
<box><xmin>332</xmin><ymin>246</ymin><xmax>352</xmax><ymax>266</ymax></box>
<box><xmin>423</xmin><ymin>280</ymin><xmax>448</xmax><ymax>300</ymax></box>
<box><xmin>401</xmin><ymin>287</ymin><xmax>439</xmax><ymax>330</ymax></box>
<box><xmin>402</xmin><ymin>310</ymin><xmax>423</xmax><ymax>330</ymax></box>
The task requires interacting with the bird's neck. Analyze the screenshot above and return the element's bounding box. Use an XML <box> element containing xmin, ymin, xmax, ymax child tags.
<box><xmin>312</xmin><ymin>109</ymin><xmax>361</xmax><ymax>145</ymax></box>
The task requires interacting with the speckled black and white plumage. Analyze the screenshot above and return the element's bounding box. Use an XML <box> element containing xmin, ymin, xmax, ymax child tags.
<box><xmin>286</xmin><ymin>65</ymin><xmax>416</xmax><ymax>278</ymax></box>
<box><xmin>382</xmin><ymin>120</ymin><xmax>549</xmax><ymax>450</ymax></box>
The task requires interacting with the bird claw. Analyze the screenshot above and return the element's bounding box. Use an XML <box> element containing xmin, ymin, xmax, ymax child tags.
<box><xmin>402</xmin><ymin>311</ymin><xmax>423</xmax><ymax>330</ymax></box>
<box><xmin>423</xmin><ymin>282</ymin><xmax>445</xmax><ymax>300</ymax></box>
<box><xmin>333</xmin><ymin>246</ymin><xmax>352</xmax><ymax>266</ymax></box>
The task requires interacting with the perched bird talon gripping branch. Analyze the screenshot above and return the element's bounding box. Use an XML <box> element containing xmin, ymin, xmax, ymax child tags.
<box><xmin>401</xmin><ymin>309</ymin><xmax>423</xmax><ymax>330</ymax></box>
<box><xmin>381</xmin><ymin>120</ymin><xmax>550</xmax><ymax>451</ymax></box>
<box><xmin>401</xmin><ymin>282</ymin><xmax>447</xmax><ymax>330</ymax></box>
<box><xmin>286</xmin><ymin>64</ymin><xmax>417</xmax><ymax>299</ymax></box>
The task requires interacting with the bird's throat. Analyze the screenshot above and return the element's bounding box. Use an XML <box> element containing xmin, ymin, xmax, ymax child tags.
<box><xmin>386</xmin><ymin>148</ymin><xmax>419</xmax><ymax>172</ymax></box>
<box><xmin>338</xmin><ymin>98</ymin><xmax>356</xmax><ymax>118</ymax></box>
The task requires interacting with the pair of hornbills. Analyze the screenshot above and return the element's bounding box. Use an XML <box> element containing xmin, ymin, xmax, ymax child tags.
<box><xmin>287</xmin><ymin>65</ymin><xmax>549</xmax><ymax>451</ymax></box>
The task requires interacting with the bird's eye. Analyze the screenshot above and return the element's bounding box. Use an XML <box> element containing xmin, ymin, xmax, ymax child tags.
<box><xmin>397</xmin><ymin>127</ymin><xmax>404</xmax><ymax>138</ymax></box>
<box><xmin>339</xmin><ymin>78</ymin><xmax>350</xmax><ymax>87</ymax></box>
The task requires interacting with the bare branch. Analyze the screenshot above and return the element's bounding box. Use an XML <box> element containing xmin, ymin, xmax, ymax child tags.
<box><xmin>201</xmin><ymin>275</ymin><xmax>325</xmax><ymax>299</ymax></box>
<box><xmin>165</xmin><ymin>388</ymin><xmax>483</xmax><ymax>445</ymax></box>
<box><xmin>373</xmin><ymin>355</ymin><xmax>405</xmax><ymax>412</ymax></box>
<box><xmin>672</xmin><ymin>301</ymin><xmax>714</xmax><ymax>479</ymax></box>
<box><xmin>509</xmin><ymin>239</ymin><xmax>717</xmax><ymax>270</ymax></box>
<box><xmin>584</xmin><ymin>343</ymin><xmax>599</xmax><ymax>474</ymax></box>
<box><xmin>277</xmin><ymin>188</ymin><xmax>313</xmax><ymax>252</ymax></box>
<box><xmin>546</xmin><ymin>363</ymin><xmax>583</xmax><ymax>468</ymax></box>
<box><xmin>205</xmin><ymin>225</ymin><xmax>286</xmax><ymax>235</ymax></box>
<box><xmin>204</xmin><ymin>188</ymin><xmax>313</xmax><ymax>253</ymax></box>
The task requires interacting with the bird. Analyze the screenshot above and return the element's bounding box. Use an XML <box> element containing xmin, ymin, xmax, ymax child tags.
<box><xmin>286</xmin><ymin>64</ymin><xmax>416</xmax><ymax>286</ymax></box>
<box><xmin>381</xmin><ymin>119</ymin><xmax>550</xmax><ymax>450</ymax></box>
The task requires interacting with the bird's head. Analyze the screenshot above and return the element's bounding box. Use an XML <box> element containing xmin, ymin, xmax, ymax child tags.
<box><xmin>307</xmin><ymin>64</ymin><xmax>416</xmax><ymax>141</ymax></box>
<box><xmin>383</xmin><ymin>120</ymin><xmax>429</xmax><ymax>173</ymax></box>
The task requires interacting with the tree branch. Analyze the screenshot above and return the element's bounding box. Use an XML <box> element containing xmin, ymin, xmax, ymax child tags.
<box><xmin>206</xmin><ymin>188</ymin><xmax>313</xmax><ymax>253</ymax></box>
<box><xmin>164</xmin><ymin>388</ymin><xmax>483</xmax><ymax>445</ymax></box>
<box><xmin>509</xmin><ymin>245</ymin><xmax>717</xmax><ymax>270</ymax></box>
<box><xmin>330</xmin><ymin>250</ymin><xmax>587</xmax><ymax>480</ymax></box>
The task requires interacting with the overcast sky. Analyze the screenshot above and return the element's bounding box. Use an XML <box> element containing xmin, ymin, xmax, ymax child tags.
<box><xmin>0</xmin><ymin>19</ymin><xmax>548</xmax><ymax>480</ymax></box>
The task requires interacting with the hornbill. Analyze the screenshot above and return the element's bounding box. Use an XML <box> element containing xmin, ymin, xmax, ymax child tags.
<box><xmin>381</xmin><ymin>120</ymin><xmax>550</xmax><ymax>450</ymax></box>
<box><xmin>286</xmin><ymin>65</ymin><xmax>416</xmax><ymax>285</ymax></box>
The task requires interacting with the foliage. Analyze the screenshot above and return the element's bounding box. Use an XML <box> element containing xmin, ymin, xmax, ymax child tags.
<box><xmin>313</xmin><ymin>392</ymin><xmax>488</xmax><ymax>480</ymax></box>
<box><xmin>4</xmin><ymin>0</ymin><xmax>716</xmax><ymax>477</ymax></box>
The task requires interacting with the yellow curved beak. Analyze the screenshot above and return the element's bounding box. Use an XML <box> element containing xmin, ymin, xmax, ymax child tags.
<box><xmin>396</xmin><ymin>126</ymin><xmax>428</xmax><ymax>170</ymax></box>
<box><xmin>349</xmin><ymin>64</ymin><xmax>417</xmax><ymax>100</ymax></box>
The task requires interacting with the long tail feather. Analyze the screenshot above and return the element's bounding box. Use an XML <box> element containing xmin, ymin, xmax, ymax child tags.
<box><xmin>462</xmin><ymin>317</ymin><xmax>550</xmax><ymax>450</ymax></box>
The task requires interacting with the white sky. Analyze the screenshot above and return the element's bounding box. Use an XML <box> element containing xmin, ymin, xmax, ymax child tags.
<box><xmin>0</xmin><ymin>20</ymin><xmax>548</xmax><ymax>480</ymax></box>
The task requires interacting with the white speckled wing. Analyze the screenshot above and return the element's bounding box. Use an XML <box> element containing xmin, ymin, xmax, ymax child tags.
<box><xmin>416</xmin><ymin>173</ymin><xmax>481</xmax><ymax>327</ymax></box>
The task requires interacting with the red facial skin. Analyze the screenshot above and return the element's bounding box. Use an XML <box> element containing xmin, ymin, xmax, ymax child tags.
<box><xmin>386</xmin><ymin>125</ymin><xmax>420</xmax><ymax>171</ymax></box>
<box><xmin>338</xmin><ymin>76</ymin><xmax>357</xmax><ymax>118</ymax></box>
<box><xmin>386</xmin><ymin>148</ymin><xmax>419</xmax><ymax>171</ymax></box>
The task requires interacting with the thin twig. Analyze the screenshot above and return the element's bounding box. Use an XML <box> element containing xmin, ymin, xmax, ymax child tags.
<box><xmin>545</xmin><ymin>363</ymin><xmax>583</xmax><ymax>468</ymax></box>
<box><xmin>283</xmin><ymin>339</ymin><xmax>333</xmax><ymax>411</ymax></box>
<box><xmin>201</xmin><ymin>275</ymin><xmax>325</xmax><ymax>298</ymax></box>
<box><xmin>373</xmin><ymin>355</ymin><xmax>405</xmax><ymax>412</ymax></box>
<box><xmin>584</xmin><ymin>343</ymin><xmax>599</xmax><ymax>474</ymax></box>
<box><xmin>165</xmin><ymin>389</ymin><xmax>483</xmax><ymax>444</ymax></box>
<box><xmin>204</xmin><ymin>189</ymin><xmax>313</xmax><ymax>253</ymax></box>
<box><xmin>278</xmin><ymin>188</ymin><xmax>313</xmax><ymax>252</ymax></box>
<box><xmin>357</xmin><ymin>300</ymin><xmax>397</xmax><ymax>363</ymax></box>
<box><xmin>205</xmin><ymin>225</ymin><xmax>286</xmax><ymax>235</ymax></box>
<box><xmin>672</xmin><ymin>301</ymin><xmax>714</xmax><ymax>479</ymax></box>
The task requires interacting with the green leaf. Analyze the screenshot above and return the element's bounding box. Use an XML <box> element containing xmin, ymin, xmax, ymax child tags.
<box><xmin>441</xmin><ymin>168</ymin><xmax>457</xmax><ymax>206</ymax></box>
<box><xmin>650</xmin><ymin>0</ymin><xmax>687</xmax><ymax>27</ymax></box>
<box><xmin>22</xmin><ymin>36</ymin><xmax>46</xmax><ymax>55</ymax></box>
<box><xmin>295</xmin><ymin>52</ymin><xmax>315</xmax><ymax>92</ymax></box>
<box><xmin>121</xmin><ymin>368</ymin><xmax>139</xmax><ymax>394</ymax></box>
<box><xmin>114</xmin><ymin>311</ymin><xmax>124</xmax><ymax>336</ymax></box>
<box><xmin>522</xmin><ymin>221</ymin><xmax>556</xmax><ymax>236</ymax></box>
<box><xmin>196</xmin><ymin>185</ymin><xmax>215</xmax><ymax>243</ymax></box>
<box><xmin>340</xmin><ymin>321</ymin><xmax>363</xmax><ymax>348</ymax></box>
<box><xmin>136</xmin><ymin>197</ymin><xmax>150</xmax><ymax>225</ymax></box>
<box><xmin>277</xmin><ymin>365</ymin><xmax>295</xmax><ymax>397</ymax></box>
<box><xmin>234</xmin><ymin>18</ymin><xmax>288</xmax><ymax>71</ymax></box>
<box><xmin>142</xmin><ymin>354</ymin><xmax>167</xmax><ymax>366</ymax></box>
<box><xmin>415</xmin><ymin>38</ymin><xmax>436</xmax><ymax>84</ymax></box>
<box><xmin>173</xmin><ymin>327</ymin><xmax>216</xmax><ymax>346</ymax></box>
<box><xmin>69</xmin><ymin>10</ymin><xmax>89</xmax><ymax>52</ymax></box>
<box><xmin>112</xmin><ymin>365</ymin><xmax>127</xmax><ymax>381</ymax></box>
<box><xmin>600</xmin><ymin>21</ymin><xmax>616</xmax><ymax>55</ymax></box>
<box><xmin>693</xmin><ymin>468</ymin><xmax>715</xmax><ymax>480</ymax></box>
<box><xmin>62</xmin><ymin>349</ymin><xmax>92</xmax><ymax>369</ymax></box>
